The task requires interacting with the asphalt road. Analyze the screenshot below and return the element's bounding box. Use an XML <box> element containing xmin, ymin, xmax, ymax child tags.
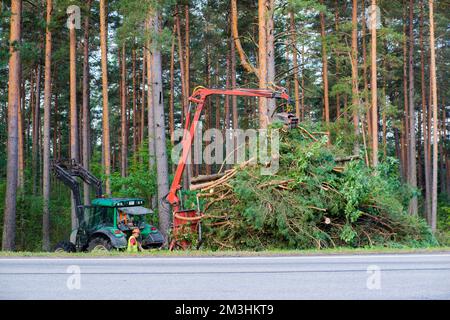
<box><xmin>1</xmin><ymin>253</ymin><xmax>449</xmax><ymax>300</ymax></box>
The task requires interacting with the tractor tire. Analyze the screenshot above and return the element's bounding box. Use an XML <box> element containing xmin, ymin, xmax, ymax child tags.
<box><xmin>54</xmin><ymin>241</ymin><xmax>76</xmax><ymax>253</ymax></box>
<box><xmin>87</xmin><ymin>237</ymin><xmax>112</xmax><ymax>252</ymax></box>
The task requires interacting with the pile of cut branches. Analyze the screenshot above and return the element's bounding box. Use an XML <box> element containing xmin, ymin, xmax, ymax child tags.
<box><xmin>191</xmin><ymin>124</ymin><xmax>435</xmax><ymax>250</ymax></box>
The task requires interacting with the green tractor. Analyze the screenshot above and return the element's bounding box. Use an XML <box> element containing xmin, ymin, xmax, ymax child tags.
<box><xmin>52</xmin><ymin>160</ymin><xmax>164</xmax><ymax>252</ymax></box>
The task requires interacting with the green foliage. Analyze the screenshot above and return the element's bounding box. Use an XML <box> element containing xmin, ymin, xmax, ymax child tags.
<box><xmin>110</xmin><ymin>142</ymin><xmax>157</xmax><ymax>207</ymax></box>
<box><xmin>202</xmin><ymin>124</ymin><xmax>436</xmax><ymax>250</ymax></box>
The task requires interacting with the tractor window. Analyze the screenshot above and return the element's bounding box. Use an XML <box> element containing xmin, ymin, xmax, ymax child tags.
<box><xmin>88</xmin><ymin>206</ymin><xmax>115</xmax><ymax>229</ymax></box>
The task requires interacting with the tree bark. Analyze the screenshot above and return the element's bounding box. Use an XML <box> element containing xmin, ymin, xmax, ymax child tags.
<box><xmin>266</xmin><ymin>0</ymin><xmax>276</xmax><ymax>118</ymax></box>
<box><xmin>169</xmin><ymin>25</ymin><xmax>175</xmax><ymax>144</ymax></box>
<box><xmin>132</xmin><ymin>47</ymin><xmax>137</xmax><ymax>155</ymax></box>
<box><xmin>362</xmin><ymin>0</ymin><xmax>371</xmax><ymax>149</ymax></box>
<box><xmin>32</xmin><ymin>64</ymin><xmax>41</xmax><ymax>196</ymax></box>
<box><xmin>42</xmin><ymin>0</ymin><xmax>52</xmax><ymax>251</ymax></box>
<box><xmin>140</xmin><ymin>50</ymin><xmax>146</xmax><ymax>147</ymax></box>
<box><xmin>121</xmin><ymin>44</ymin><xmax>128</xmax><ymax>177</ymax></box>
<box><xmin>401</xmin><ymin>3</ymin><xmax>409</xmax><ymax>180</ymax></box>
<box><xmin>319</xmin><ymin>0</ymin><xmax>330</xmax><ymax>124</ymax></box>
<box><xmin>258</xmin><ymin>0</ymin><xmax>268</xmax><ymax>128</ymax></box>
<box><xmin>100</xmin><ymin>0</ymin><xmax>111</xmax><ymax>195</ymax></box>
<box><xmin>429</xmin><ymin>0</ymin><xmax>438</xmax><ymax>232</ymax></box>
<box><xmin>370</xmin><ymin>0</ymin><xmax>378</xmax><ymax>167</ymax></box>
<box><xmin>351</xmin><ymin>0</ymin><xmax>360</xmax><ymax>155</ymax></box>
<box><xmin>18</xmin><ymin>84</ymin><xmax>24</xmax><ymax>190</ymax></box>
<box><xmin>146</xmin><ymin>20</ymin><xmax>155</xmax><ymax>172</ymax></box>
<box><xmin>82</xmin><ymin>0</ymin><xmax>92</xmax><ymax>204</ymax></box>
<box><xmin>3</xmin><ymin>0</ymin><xmax>21</xmax><ymax>251</ymax></box>
<box><xmin>408</xmin><ymin>0</ymin><xmax>418</xmax><ymax>215</ymax></box>
<box><xmin>289</xmin><ymin>11</ymin><xmax>300</xmax><ymax>120</ymax></box>
<box><xmin>334</xmin><ymin>0</ymin><xmax>341</xmax><ymax>119</ymax></box>
<box><xmin>149</xmin><ymin>13</ymin><xmax>170</xmax><ymax>243</ymax></box>
<box><xmin>69</xmin><ymin>7</ymin><xmax>79</xmax><ymax>228</ymax></box>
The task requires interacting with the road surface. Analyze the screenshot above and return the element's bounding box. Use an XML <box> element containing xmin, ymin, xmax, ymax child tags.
<box><xmin>1</xmin><ymin>253</ymin><xmax>449</xmax><ymax>299</ymax></box>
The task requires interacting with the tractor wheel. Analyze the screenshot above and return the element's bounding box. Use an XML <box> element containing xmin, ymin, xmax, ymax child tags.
<box><xmin>54</xmin><ymin>241</ymin><xmax>76</xmax><ymax>253</ymax></box>
<box><xmin>87</xmin><ymin>237</ymin><xmax>112</xmax><ymax>252</ymax></box>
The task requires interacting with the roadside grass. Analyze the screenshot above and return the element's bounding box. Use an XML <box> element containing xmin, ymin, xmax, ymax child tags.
<box><xmin>0</xmin><ymin>246</ymin><xmax>449</xmax><ymax>258</ymax></box>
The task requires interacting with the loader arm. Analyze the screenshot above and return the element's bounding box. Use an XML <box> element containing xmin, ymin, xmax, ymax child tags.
<box><xmin>51</xmin><ymin>161</ymin><xmax>83</xmax><ymax>222</ymax></box>
<box><xmin>166</xmin><ymin>87</ymin><xmax>291</xmax><ymax>213</ymax></box>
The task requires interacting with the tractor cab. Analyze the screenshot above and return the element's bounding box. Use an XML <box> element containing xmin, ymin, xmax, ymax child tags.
<box><xmin>117</xmin><ymin>205</ymin><xmax>152</xmax><ymax>232</ymax></box>
<box><xmin>72</xmin><ymin>198</ymin><xmax>164</xmax><ymax>251</ymax></box>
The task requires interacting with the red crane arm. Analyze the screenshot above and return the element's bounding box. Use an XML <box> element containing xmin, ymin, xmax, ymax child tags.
<box><xmin>166</xmin><ymin>87</ymin><xmax>290</xmax><ymax>212</ymax></box>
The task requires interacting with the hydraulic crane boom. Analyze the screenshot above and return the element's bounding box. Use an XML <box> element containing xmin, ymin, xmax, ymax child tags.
<box><xmin>166</xmin><ymin>87</ymin><xmax>293</xmax><ymax>249</ymax></box>
<box><xmin>167</xmin><ymin>87</ymin><xmax>291</xmax><ymax>212</ymax></box>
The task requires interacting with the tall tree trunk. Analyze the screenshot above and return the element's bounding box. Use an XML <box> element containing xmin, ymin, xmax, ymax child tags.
<box><xmin>266</xmin><ymin>0</ymin><xmax>276</xmax><ymax>118</ymax></box>
<box><xmin>289</xmin><ymin>11</ymin><xmax>300</xmax><ymax>120</ymax></box>
<box><xmin>69</xmin><ymin>8</ymin><xmax>79</xmax><ymax>228</ymax></box>
<box><xmin>370</xmin><ymin>0</ymin><xmax>378</xmax><ymax>167</ymax></box>
<box><xmin>429</xmin><ymin>0</ymin><xmax>438</xmax><ymax>232</ymax></box>
<box><xmin>334</xmin><ymin>0</ymin><xmax>341</xmax><ymax>119</ymax></box>
<box><xmin>132</xmin><ymin>47</ymin><xmax>137</xmax><ymax>155</ymax></box>
<box><xmin>301</xmin><ymin>44</ymin><xmax>305</xmax><ymax>120</ymax></box>
<box><xmin>258</xmin><ymin>0</ymin><xmax>268</xmax><ymax>128</ymax></box>
<box><xmin>401</xmin><ymin>4</ymin><xmax>409</xmax><ymax>180</ymax></box>
<box><xmin>121</xmin><ymin>44</ymin><xmax>127</xmax><ymax>177</ymax></box>
<box><xmin>205</xmin><ymin>44</ymin><xmax>212</xmax><ymax>175</ymax></box>
<box><xmin>3</xmin><ymin>0</ymin><xmax>21</xmax><ymax>251</ymax></box>
<box><xmin>231</xmin><ymin>28</ymin><xmax>238</xmax><ymax>164</ymax></box>
<box><xmin>408</xmin><ymin>0</ymin><xmax>418</xmax><ymax>215</ymax></box>
<box><xmin>42</xmin><ymin>0</ymin><xmax>52</xmax><ymax>251</ymax></box>
<box><xmin>149</xmin><ymin>13</ymin><xmax>170</xmax><ymax>243</ymax></box>
<box><xmin>32</xmin><ymin>64</ymin><xmax>41</xmax><ymax>195</ymax></box>
<box><xmin>18</xmin><ymin>85</ymin><xmax>24</xmax><ymax>189</ymax></box>
<box><xmin>140</xmin><ymin>50</ymin><xmax>146</xmax><ymax>147</ymax></box>
<box><xmin>351</xmin><ymin>0</ymin><xmax>360</xmax><ymax>155</ymax></box>
<box><xmin>420</xmin><ymin>0</ymin><xmax>431</xmax><ymax>221</ymax></box>
<box><xmin>185</xmin><ymin>4</ymin><xmax>190</xmax><ymax>98</ymax></box>
<box><xmin>319</xmin><ymin>0</ymin><xmax>330</xmax><ymax>124</ymax></box>
<box><xmin>100</xmin><ymin>0</ymin><xmax>111</xmax><ymax>195</ymax></box>
<box><xmin>362</xmin><ymin>0</ymin><xmax>371</xmax><ymax>149</ymax></box>
<box><xmin>169</xmin><ymin>25</ymin><xmax>175</xmax><ymax>144</ymax></box>
<box><xmin>146</xmin><ymin>20</ymin><xmax>155</xmax><ymax>172</ymax></box>
<box><xmin>174</xmin><ymin>6</ymin><xmax>190</xmax><ymax>187</ymax></box>
<box><xmin>82</xmin><ymin>0</ymin><xmax>92</xmax><ymax>204</ymax></box>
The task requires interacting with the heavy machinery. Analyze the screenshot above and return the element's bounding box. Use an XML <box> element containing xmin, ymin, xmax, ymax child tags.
<box><xmin>166</xmin><ymin>87</ymin><xmax>295</xmax><ymax>249</ymax></box>
<box><xmin>52</xmin><ymin>159</ymin><xmax>164</xmax><ymax>252</ymax></box>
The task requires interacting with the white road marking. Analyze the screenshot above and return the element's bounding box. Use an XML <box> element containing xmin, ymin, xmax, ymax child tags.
<box><xmin>1</xmin><ymin>253</ymin><xmax>449</xmax><ymax>262</ymax></box>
